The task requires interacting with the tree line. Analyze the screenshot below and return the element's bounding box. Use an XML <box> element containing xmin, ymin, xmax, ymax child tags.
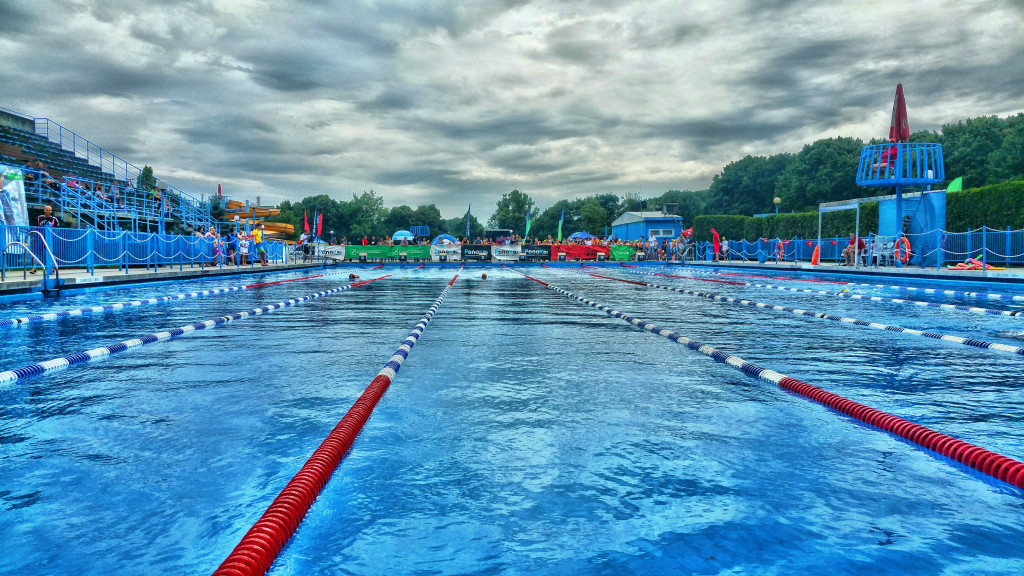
<box><xmin>266</xmin><ymin>113</ymin><xmax>1023</xmax><ymax>241</ymax></box>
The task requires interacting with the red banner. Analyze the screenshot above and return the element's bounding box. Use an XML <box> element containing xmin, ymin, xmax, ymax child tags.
<box><xmin>550</xmin><ymin>244</ymin><xmax>610</xmax><ymax>260</ymax></box>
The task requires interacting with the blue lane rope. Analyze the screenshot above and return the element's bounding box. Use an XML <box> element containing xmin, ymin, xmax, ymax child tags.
<box><xmin>688</xmin><ymin>266</ymin><xmax>1024</xmax><ymax>303</ymax></box>
<box><xmin>622</xmin><ymin>267</ymin><xmax>1024</xmax><ymax>317</ymax></box>
<box><xmin>0</xmin><ymin>286</ymin><xmax>246</xmax><ymax>328</ymax></box>
<box><xmin>0</xmin><ymin>270</ymin><xmax>360</xmax><ymax>329</ymax></box>
<box><xmin>0</xmin><ymin>276</ymin><xmax>390</xmax><ymax>385</ymax></box>
<box><xmin>582</xmin><ymin>270</ymin><xmax>1024</xmax><ymax>358</ymax></box>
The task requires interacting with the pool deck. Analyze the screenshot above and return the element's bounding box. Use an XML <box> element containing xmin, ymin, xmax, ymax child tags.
<box><xmin>0</xmin><ymin>260</ymin><xmax>324</xmax><ymax>297</ymax></box>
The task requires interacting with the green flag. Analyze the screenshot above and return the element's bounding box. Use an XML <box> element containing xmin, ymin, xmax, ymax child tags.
<box><xmin>557</xmin><ymin>209</ymin><xmax>564</xmax><ymax>242</ymax></box>
<box><xmin>946</xmin><ymin>177</ymin><xmax>963</xmax><ymax>193</ymax></box>
<box><xmin>524</xmin><ymin>211</ymin><xmax>531</xmax><ymax>239</ymax></box>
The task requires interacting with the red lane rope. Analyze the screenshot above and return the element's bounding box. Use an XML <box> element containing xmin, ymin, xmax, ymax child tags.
<box><xmin>372</xmin><ymin>264</ymin><xmax>384</xmax><ymax>269</ymax></box>
<box><xmin>244</xmin><ymin>274</ymin><xmax>324</xmax><ymax>289</ymax></box>
<box><xmin>541</xmin><ymin>264</ymin><xmax>553</xmax><ymax>268</ymax></box>
<box><xmin>539</xmin><ymin>269</ymin><xmax>1024</xmax><ymax>489</ymax></box>
<box><xmin>620</xmin><ymin>263</ymin><xmax>638</xmax><ymax>267</ymax></box>
<box><xmin>417</xmin><ymin>264</ymin><xmax>424</xmax><ymax>269</ymax></box>
<box><xmin>588</xmin><ymin>273</ymin><xmax>647</xmax><ymax>286</ymax></box>
<box><xmin>213</xmin><ymin>271</ymin><xmax>458</xmax><ymax>576</ymax></box>
<box><xmin>505</xmin><ymin>265</ymin><xmax>549</xmax><ymax>286</ymax></box>
<box><xmin>716</xmin><ymin>271</ymin><xmax>848</xmax><ymax>285</ymax></box>
<box><xmin>654</xmin><ymin>272</ymin><xmax>747</xmax><ymax>286</ymax></box>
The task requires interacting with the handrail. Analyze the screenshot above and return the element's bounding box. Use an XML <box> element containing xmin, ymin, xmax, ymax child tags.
<box><xmin>1</xmin><ymin>241</ymin><xmax>45</xmax><ymax>282</ymax></box>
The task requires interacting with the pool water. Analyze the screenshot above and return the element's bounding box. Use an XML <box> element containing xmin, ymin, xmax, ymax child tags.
<box><xmin>1</xmin><ymin>265</ymin><xmax>1022</xmax><ymax>575</ymax></box>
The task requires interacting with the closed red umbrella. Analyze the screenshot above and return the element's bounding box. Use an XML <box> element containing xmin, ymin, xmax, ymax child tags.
<box><xmin>889</xmin><ymin>83</ymin><xmax>910</xmax><ymax>143</ymax></box>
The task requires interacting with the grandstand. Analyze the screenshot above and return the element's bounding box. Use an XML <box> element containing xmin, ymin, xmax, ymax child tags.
<box><xmin>0</xmin><ymin>106</ymin><xmax>216</xmax><ymax>233</ymax></box>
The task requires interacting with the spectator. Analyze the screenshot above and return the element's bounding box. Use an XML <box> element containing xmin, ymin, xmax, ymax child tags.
<box><xmin>711</xmin><ymin>228</ymin><xmax>721</xmax><ymax>262</ymax></box>
<box><xmin>842</xmin><ymin>231</ymin><xmax>866</xmax><ymax>266</ymax></box>
<box><xmin>29</xmin><ymin>204</ymin><xmax>59</xmax><ymax>274</ymax></box>
<box><xmin>225</xmin><ymin>230</ymin><xmax>239</xmax><ymax>266</ymax></box>
<box><xmin>253</xmin><ymin>223</ymin><xmax>268</xmax><ymax>266</ymax></box>
<box><xmin>239</xmin><ymin>231</ymin><xmax>250</xmax><ymax>265</ymax></box>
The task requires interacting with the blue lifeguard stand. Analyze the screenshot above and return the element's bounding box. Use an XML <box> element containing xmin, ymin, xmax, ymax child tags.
<box><xmin>855</xmin><ymin>142</ymin><xmax>944</xmax><ymax>266</ymax></box>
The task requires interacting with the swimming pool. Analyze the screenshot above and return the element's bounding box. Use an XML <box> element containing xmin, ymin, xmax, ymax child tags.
<box><xmin>1</xmin><ymin>264</ymin><xmax>1022</xmax><ymax>574</ymax></box>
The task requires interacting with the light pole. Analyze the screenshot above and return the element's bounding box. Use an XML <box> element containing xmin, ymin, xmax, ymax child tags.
<box><xmin>330</xmin><ymin>230</ymin><xmax>335</xmax><ymax>245</ymax></box>
<box><xmin>773</xmin><ymin>196</ymin><xmax>781</xmax><ymax>215</ymax></box>
<box><xmin>233</xmin><ymin>214</ymin><xmax>240</xmax><ymax>234</ymax></box>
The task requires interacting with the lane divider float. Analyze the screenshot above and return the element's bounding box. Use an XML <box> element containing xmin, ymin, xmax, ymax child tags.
<box><xmin>624</xmin><ymin>267</ymin><xmax>1024</xmax><ymax>317</ymax></box>
<box><xmin>587</xmin><ymin>272</ymin><xmax>1024</xmax><ymax>358</ymax></box>
<box><xmin>212</xmin><ymin>266</ymin><xmax>463</xmax><ymax>576</ymax></box>
<box><xmin>690</xmin><ymin>266</ymin><xmax>1024</xmax><ymax>302</ymax></box>
<box><xmin>0</xmin><ymin>272</ymin><xmax>333</xmax><ymax>329</ymax></box>
<box><xmin>509</xmin><ymin>267</ymin><xmax>1024</xmax><ymax>489</ymax></box>
<box><xmin>0</xmin><ymin>276</ymin><xmax>390</xmax><ymax>385</ymax></box>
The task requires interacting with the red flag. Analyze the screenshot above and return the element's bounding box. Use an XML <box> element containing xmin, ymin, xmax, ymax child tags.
<box><xmin>303</xmin><ymin>210</ymin><xmax>310</xmax><ymax>233</ymax></box>
<box><xmin>316</xmin><ymin>213</ymin><xmax>323</xmax><ymax>237</ymax></box>
<box><xmin>830</xmin><ymin>240</ymin><xmax>838</xmax><ymax>246</ymax></box>
<box><xmin>806</xmin><ymin>240</ymin><xmax>813</xmax><ymax>247</ymax></box>
<box><xmin>218</xmin><ymin>184</ymin><xmax>222</xmax><ymax>198</ymax></box>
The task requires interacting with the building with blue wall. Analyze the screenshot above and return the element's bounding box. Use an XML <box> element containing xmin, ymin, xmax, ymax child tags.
<box><xmin>610</xmin><ymin>212</ymin><xmax>683</xmax><ymax>241</ymax></box>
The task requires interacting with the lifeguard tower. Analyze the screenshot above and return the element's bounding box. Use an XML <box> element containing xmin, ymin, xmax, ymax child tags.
<box><xmin>853</xmin><ymin>84</ymin><xmax>945</xmax><ymax>267</ymax></box>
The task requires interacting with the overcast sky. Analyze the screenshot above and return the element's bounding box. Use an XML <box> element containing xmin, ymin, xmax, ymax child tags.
<box><xmin>2</xmin><ymin>0</ymin><xmax>1022</xmax><ymax>218</ymax></box>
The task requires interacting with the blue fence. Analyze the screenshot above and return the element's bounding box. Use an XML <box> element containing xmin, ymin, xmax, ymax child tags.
<box><xmin>1</xmin><ymin>223</ymin><xmax>288</xmax><ymax>279</ymax></box>
<box><xmin>689</xmin><ymin>227</ymin><xmax>1024</xmax><ymax>268</ymax></box>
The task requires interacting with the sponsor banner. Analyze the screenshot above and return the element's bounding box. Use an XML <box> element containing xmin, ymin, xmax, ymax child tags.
<box><xmin>431</xmin><ymin>244</ymin><xmax>462</xmax><ymax>261</ymax></box>
<box><xmin>609</xmin><ymin>245</ymin><xmax>636</xmax><ymax>261</ymax></box>
<box><xmin>490</xmin><ymin>244</ymin><xmax>521</xmax><ymax>261</ymax></box>
<box><xmin>460</xmin><ymin>245</ymin><xmax>491</xmax><ymax>261</ymax></box>
<box><xmin>345</xmin><ymin>245</ymin><xmax>392</xmax><ymax>260</ymax></box>
<box><xmin>393</xmin><ymin>245</ymin><xmax>430</xmax><ymax>260</ymax></box>
<box><xmin>520</xmin><ymin>245</ymin><xmax>549</xmax><ymax>260</ymax></box>
<box><xmin>1</xmin><ymin>165</ymin><xmax>29</xmax><ymax>253</ymax></box>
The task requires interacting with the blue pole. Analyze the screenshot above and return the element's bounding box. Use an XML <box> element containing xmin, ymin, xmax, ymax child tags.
<box><xmin>1006</xmin><ymin>226</ymin><xmax>1011</xmax><ymax>267</ymax></box>
<box><xmin>982</xmin><ymin>225</ymin><xmax>987</xmax><ymax>269</ymax></box>
<box><xmin>86</xmin><ymin>227</ymin><xmax>94</xmax><ymax>275</ymax></box>
<box><xmin>936</xmin><ymin>229</ymin><xmax>942</xmax><ymax>271</ymax></box>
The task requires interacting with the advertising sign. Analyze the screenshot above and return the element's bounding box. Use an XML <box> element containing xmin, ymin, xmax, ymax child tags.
<box><xmin>490</xmin><ymin>244</ymin><xmax>521</xmax><ymax>261</ymax></box>
<box><xmin>460</xmin><ymin>245</ymin><xmax>491</xmax><ymax>261</ymax></box>
<box><xmin>431</xmin><ymin>244</ymin><xmax>462</xmax><ymax>261</ymax></box>
<box><xmin>519</xmin><ymin>245</ymin><xmax>549</xmax><ymax>260</ymax></box>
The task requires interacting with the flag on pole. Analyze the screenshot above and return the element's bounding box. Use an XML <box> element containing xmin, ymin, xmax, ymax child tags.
<box><xmin>465</xmin><ymin>204</ymin><xmax>471</xmax><ymax>239</ymax></box>
<box><xmin>316</xmin><ymin>213</ymin><xmax>323</xmax><ymax>237</ymax></box>
<box><xmin>303</xmin><ymin>209</ymin><xmax>310</xmax><ymax>233</ymax></box>
<box><xmin>524</xmin><ymin>211</ymin><xmax>532</xmax><ymax>239</ymax></box>
<box><xmin>217</xmin><ymin>184</ymin><xmax>222</xmax><ymax>198</ymax></box>
<box><xmin>557</xmin><ymin>209</ymin><xmax>564</xmax><ymax>242</ymax></box>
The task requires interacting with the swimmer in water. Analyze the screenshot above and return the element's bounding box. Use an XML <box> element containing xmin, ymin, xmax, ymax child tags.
<box><xmin>349</xmin><ymin>273</ymin><xmax>359</xmax><ymax>279</ymax></box>
<box><xmin>481</xmin><ymin>273</ymin><xmax>487</xmax><ymax>280</ymax></box>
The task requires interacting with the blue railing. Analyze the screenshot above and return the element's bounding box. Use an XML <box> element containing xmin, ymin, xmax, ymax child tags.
<box><xmin>28</xmin><ymin>115</ymin><xmax>214</xmax><ymax>230</ymax></box>
<box><xmin>691</xmin><ymin>226</ymin><xmax>1024</xmax><ymax>268</ymax></box>
<box><xmin>1</xmin><ymin>222</ymin><xmax>289</xmax><ymax>279</ymax></box>
<box><xmin>856</xmin><ymin>142</ymin><xmax>944</xmax><ymax>187</ymax></box>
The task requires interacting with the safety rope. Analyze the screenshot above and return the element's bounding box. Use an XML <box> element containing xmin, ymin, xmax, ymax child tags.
<box><xmin>212</xmin><ymin>266</ymin><xmax>463</xmax><ymax>576</ymax></box>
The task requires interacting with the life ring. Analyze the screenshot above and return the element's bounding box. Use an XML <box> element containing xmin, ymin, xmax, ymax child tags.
<box><xmin>894</xmin><ymin>236</ymin><xmax>911</xmax><ymax>264</ymax></box>
<box><xmin>774</xmin><ymin>241</ymin><xmax>785</xmax><ymax>260</ymax></box>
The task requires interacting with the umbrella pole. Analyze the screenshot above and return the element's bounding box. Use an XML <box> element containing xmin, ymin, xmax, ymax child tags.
<box><xmin>895</xmin><ymin>185</ymin><xmax>903</xmax><ymax>268</ymax></box>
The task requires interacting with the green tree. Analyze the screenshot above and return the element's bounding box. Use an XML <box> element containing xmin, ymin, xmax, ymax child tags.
<box><xmin>774</xmin><ymin>137</ymin><xmax>864</xmax><ymax>211</ymax></box>
<box><xmin>706</xmin><ymin>153</ymin><xmax>792</xmax><ymax>216</ymax></box>
<box><xmin>136</xmin><ymin>165</ymin><xmax>156</xmax><ymax>190</ymax></box>
<box><xmin>488</xmin><ymin>189</ymin><xmax>540</xmax><ymax>234</ymax></box>
<box><xmin>941</xmin><ymin>115</ymin><xmax>1004</xmax><ymax>189</ymax></box>
<box><xmin>209</xmin><ymin>194</ymin><xmax>226</xmax><ymax>222</ymax></box>
<box><xmin>444</xmin><ymin>213</ymin><xmax>485</xmax><ymax>240</ymax></box>
<box><xmin>986</xmin><ymin>113</ymin><xmax>1024</xmax><ymax>184</ymax></box>
<box><xmin>578</xmin><ymin>197</ymin><xmax>608</xmax><ymax>235</ymax></box>
<box><xmin>349</xmin><ymin>190</ymin><xmax>386</xmax><ymax>238</ymax></box>
<box><xmin>412</xmin><ymin>204</ymin><xmax>445</xmax><ymax>237</ymax></box>
<box><xmin>384</xmin><ymin>204</ymin><xmax>416</xmax><ymax>233</ymax></box>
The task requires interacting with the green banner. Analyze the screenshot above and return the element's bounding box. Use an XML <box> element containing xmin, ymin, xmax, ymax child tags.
<box><xmin>345</xmin><ymin>245</ymin><xmax>392</xmax><ymax>260</ymax></box>
<box><xmin>392</xmin><ymin>245</ymin><xmax>430</xmax><ymax>259</ymax></box>
<box><xmin>609</xmin><ymin>245</ymin><xmax>636</xmax><ymax>261</ymax></box>
<box><xmin>343</xmin><ymin>245</ymin><xmax>431</xmax><ymax>260</ymax></box>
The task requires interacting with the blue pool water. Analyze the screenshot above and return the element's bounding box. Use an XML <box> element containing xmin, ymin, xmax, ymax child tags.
<box><xmin>1</xmin><ymin>265</ymin><xmax>1023</xmax><ymax>575</ymax></box>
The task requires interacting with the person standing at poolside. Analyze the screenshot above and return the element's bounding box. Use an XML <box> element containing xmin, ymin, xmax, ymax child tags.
<box><xmin>29</xmin><ymin>204</ymin><xmax>59</xmax><ymax>274</ymax></box>
<box><xmin>253</xmin><ymin>222</ymin><xmax>268</xmax><ymax>265</ymax></box>
<box><xmin>711</xmin><ymin>228</ymin><xmax>721</xmax><ymax>262</ymax></box>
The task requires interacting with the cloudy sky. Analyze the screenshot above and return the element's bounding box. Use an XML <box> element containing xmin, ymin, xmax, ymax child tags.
<box><xmin>2</xmin><ymin>0</ymin><xmax>1022</xmax><ymax>218</ymax></box>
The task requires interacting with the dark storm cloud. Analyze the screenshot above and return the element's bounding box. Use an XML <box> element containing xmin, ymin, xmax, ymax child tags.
<box><xmin>1</xmin><ymin>0</ymin><xmax>1022</xmax><ymax>217</ymax></box>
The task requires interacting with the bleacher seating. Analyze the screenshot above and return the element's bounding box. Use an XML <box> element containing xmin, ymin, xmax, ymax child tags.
<box><xmin>1</xmin><ymin>122</ymin><xmax>215</xmax><ymax>233</ymax></box>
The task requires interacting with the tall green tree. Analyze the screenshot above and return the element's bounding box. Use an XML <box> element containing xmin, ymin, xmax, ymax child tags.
<box><xmin>488</xmin><ymin>189</ymin><xmax>540</xmax><ymax>234</ymax></box>
<box><xmin>349</xmin><ymin>190</ymin><xmax>386</xmax><ymax>238</ymax></box>
<box><xmin>707</xmin><ymin>153</ymin><xmax>792</xmax><ymax>216</ymax></box>
<box><xmin>774</xmin><ymin>137</ymin><xmax>864</xmax><ymax>211</ymax></box>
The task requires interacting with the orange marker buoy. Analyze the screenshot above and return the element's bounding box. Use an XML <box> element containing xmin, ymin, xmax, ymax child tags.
<box><xmin>811</xmin><ymin>245</ymin><xmax>820</xmax><ymax>266</ymax></box>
